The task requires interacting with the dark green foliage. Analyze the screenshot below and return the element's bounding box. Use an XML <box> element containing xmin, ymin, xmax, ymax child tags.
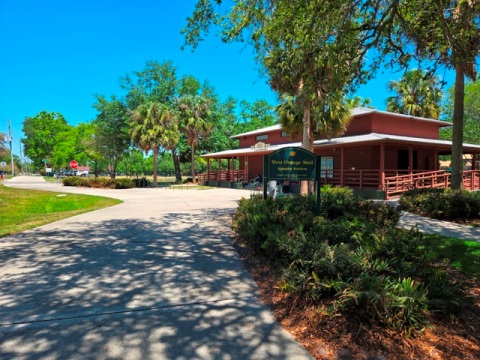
<box><xmin>319</xmin><ymin>185</ymin><xmax>355</xmax><ymax>219</ymax></box>
<box><xmin>336</xmin><ymin>275</ymin><xmax>430</xmax><ymax>335</ymax></box>
<box><xmin>62</xmin><ymin>177</ymin><xmax>88</xmax><ymax>187</ymax></box>
<box><xmin>319</xmin><ymin>185</ymin><xmax>400</xmax><ymax>227</ymax></box>
<box><xmin>400</xmin><ymin>188</ymin><xmax>480</xmax><ymax>221</ymax></box>
<box><xmin>233</xmin><ymin>195</ymin><xmax>316</xmax><ymax>255</ymax></box>
<box><xmin>62</xmin><ymin>177</ymin><xmax>133</xmax><ymax>189</ymax></box>
<box><xmin>233</xmin><ymin>186</ymin><xmax>467</xmax><ymax>335</ymax></box>
<box><xmin>113</xmin><ymin>178</ymin><xmax>134</xmax><ymax>189</ymax></box>
<box><xmin>356</xmin><ymin>200</ymin><xmax>401</xmax><ymax>228</ymax></box>
<box><xmin>90</xmin><ymin>178</ymin><xmax>114</xmax><ymax>188</ymax></box>
<box><xmin>133</xmin><ymin>177</ymin><xmax>152</xmax><ymax>188</ymax></box>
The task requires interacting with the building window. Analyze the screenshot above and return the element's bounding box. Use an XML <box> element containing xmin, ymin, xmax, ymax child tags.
<box><xmin>281</xmin><ymin>131</ymin><xmax>290</xmax><ymax>138</ymax></box>
<box><xmin>321</xmin><ymin>156</ymin><xmax>333</xmax><ymax>178</ymax></box>
<box><xmin>255</xmin><ymin>134</ymin><xmax>268</xmax><ymax>141</ymax></box>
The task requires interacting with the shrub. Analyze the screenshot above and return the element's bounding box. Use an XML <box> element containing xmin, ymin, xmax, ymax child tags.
<box><xmin>114</xmin><ymin>178</ymin><xmax>134</xmax><ymax>189</ymax></box>
<box><xmin>234</xmin><ymin>191</ymin><xmax>467</xmax><ymax>335</ymax></box>
<box><xmin>355</xmin><ymin>200</ymin><xmax>400</xmax><ymax>227</ymax></box>
<box><xmin>62</xmin><ymin>176</ymin><xmax>133</xmax><ymax>189</ymax></box>
<box><xmin>233</xmin><ymin>195</ymin><xmax>316</xmax><ymax>258</ymax></box>
<box><xmin>336</xmin><ymin>275</ymin><xmax>430</xmax><ymax>336</ymax></box>
<box><xmin>400</xmin><ymin>188</ymin><xmax>480</xmax><ymax>221</ymax></box>
<box><xmin>134</xmin><ymin>178</ymin><xmax>152</xmax><ymax>188</ymax></box>
<box><xmin>319</xmin><ymin>185</ymin><xmax>355</xmax><ymax>219</ymax></box>
<box><xmin>62</xmin><ymin>177</ymin><xmax>84</xmax><ymax>187</ymax></box>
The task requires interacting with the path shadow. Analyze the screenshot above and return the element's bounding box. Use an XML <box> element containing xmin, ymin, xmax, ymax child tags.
<box><xmin>0</xmin><ymin>208</ymin><xmax>311</xmax><ymax>359</ymax></box>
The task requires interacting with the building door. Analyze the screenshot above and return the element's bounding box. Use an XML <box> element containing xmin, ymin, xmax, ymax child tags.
<box><xmin>398</xmin><ymin>150</ymin><xmax>418</xmax><ymax>171</ymax></box>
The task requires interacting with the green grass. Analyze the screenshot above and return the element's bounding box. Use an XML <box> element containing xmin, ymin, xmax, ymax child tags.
<box><xmin>0</xmin><ymin>185</ymin><xmax>122</xmax><ymax>237</ymax></box>
<box><xmin>423</xmin><ymin>234</ymin><xmax>480</xmax><ymax>277</ymax></box>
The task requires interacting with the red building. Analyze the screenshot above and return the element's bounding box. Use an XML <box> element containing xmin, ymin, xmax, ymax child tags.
<box><xmin>199</xmin><ymin>108</ymin><xmax>480</xmax><ymax>199</ymax></box>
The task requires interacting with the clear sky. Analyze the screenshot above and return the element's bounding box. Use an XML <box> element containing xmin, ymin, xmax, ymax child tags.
<box><xmin>0</xmin><ymin>0</ymin><xmax>455</xmax><ymax>157</ymax></box>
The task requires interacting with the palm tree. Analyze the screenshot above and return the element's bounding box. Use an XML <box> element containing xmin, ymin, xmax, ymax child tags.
<box><xmin>130</xmin><ymin>102</ymin><xmax>179</xmax><ymax>187</ymax></box>
<box><xmin>386</xmin><ymin>69</ymin><xmax>443</xmax><ymax>119</ymax></box>
<box><xmin>178</xmin><ymin>95</ymin><xmax>212</xmax><ymax>183</ymax></box>
<box><xmin>277</xmin><ymin>94</ymin><xmax>353</xmax><ymax>141</ymax></box>
<box><xmin>277</xmin><ymin>94</ymin><xmax>352</xmax><ymax>194</ymax></box>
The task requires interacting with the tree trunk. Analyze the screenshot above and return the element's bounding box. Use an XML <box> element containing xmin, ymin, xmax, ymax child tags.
<box><xmin>451</xmin><ymin>63</ymin><xmax>465</xmax><ymax>190</ymax></box>
<box><xmin>94</xmin><ymin>160</ymin><xmax>98</xmax><ymax>178</ymax></box>
<box><xmin>191</xmin><ymin>144</ymin><xmax>196</xmax><ymax>183</ymax></box>
<box><xmin>172</xmin><ymin>148</ymin><xmax>182</xmax><ymax>183</ymax></box>
<box><xmin>109</xmin><ymin>159</ymin><xmax>117</xmax><ymax>179</ymax></box>
<box><xmin>153</xmin><ymin>147</ymin><xmax>158</xmax><ymax>187</ymax></box>
<box><xmin>301</xmin><ymin>99</ymin><xmax>312</xmax><ymax>195</ymax></box>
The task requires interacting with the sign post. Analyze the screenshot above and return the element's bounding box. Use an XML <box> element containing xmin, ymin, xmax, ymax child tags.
<box><xmin>264</xmin><ymin>147</ymin><xmax>321</xmax><ymax>213</ymax></box>
<box><xmin>0</xmin><ymin>161</ymin><xmax>6</xmax><ymax>179</ymax></box>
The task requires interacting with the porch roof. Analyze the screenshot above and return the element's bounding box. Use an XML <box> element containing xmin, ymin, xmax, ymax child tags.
<box><xmin>314</xmin><ymin>133</ymin><xmax>480</xmax><ymax>150</ymax></box>
<box><xmin>202</xmin><ymin>132</ymin><xmax>480</xmax><ymax>159</ymax></box>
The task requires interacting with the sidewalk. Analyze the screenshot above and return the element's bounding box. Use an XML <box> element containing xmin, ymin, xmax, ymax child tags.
<box><xmin>398</xmin><ymin>211</ymin><xmax>480</xmax><ymax>242</ymax></box>
<box><xmin>0</xmin><ymin>176</ymin><xmax>313</xmax><ymax>360</ymax></box>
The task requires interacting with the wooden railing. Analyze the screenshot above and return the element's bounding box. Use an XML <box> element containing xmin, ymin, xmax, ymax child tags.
<box><xmin>198</xmin><ymin>168</ymin><xmax>480</xmax><ymax>198</ymax></box>
<box><xmin>320</xmin><ymin>169</ymin><xmax>383</xmax><ymax>188</ymax></box>
<box><xmin>463</xmin><ymin>170</ymin><xmax>480</xmax><ymax>191</ymax></box>
<box><xmin>384</xmin><ymin>170</ymin><xmax>480</xmax><ymax>199</ymax></box>
<box><xmin>383</xmin><ymin>170</ymin><xmax>449</xmax><ymax>199</ymax></box>
<box><xmin>197</xmin><ymin>170</ymin><xmax>246</xmax><ymax>184</ymax></box>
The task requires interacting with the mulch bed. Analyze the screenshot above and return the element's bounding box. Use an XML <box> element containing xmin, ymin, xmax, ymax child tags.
<box><xmin>232</xmin><ymin>235</ymin><xmax>480</xmax><ymax>360</ymax></box>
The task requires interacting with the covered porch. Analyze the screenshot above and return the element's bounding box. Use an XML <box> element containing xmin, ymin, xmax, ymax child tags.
<box><xmin>199</xmin><ymin>135</ymin><xmax>480</xmax><ymax>199</ymax></box>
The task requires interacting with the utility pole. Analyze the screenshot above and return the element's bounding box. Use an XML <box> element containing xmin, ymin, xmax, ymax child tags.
<box><xmin>7</xmin><ymin>119</ymin><xmax>14</xmax><ymax>177</ymax></box>
<box><xmin>19</xmin><ymin>139</ymin><xmax>23</xmax><ymax>174</ymax></box>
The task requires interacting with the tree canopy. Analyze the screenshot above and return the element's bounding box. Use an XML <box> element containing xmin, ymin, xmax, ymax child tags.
<box><xmin>22</xmin><ymin>111</ymin><xmax>69</xmax><ymax>169</ymax></box>
<box><xmin>184</xmin><ymin>0</ymin><xmax>480</xmax><ymax>190</ymax></box>
<box><xmin>386</xmin><ymin>69</ymin><xmax>443</xmax><ymax>118</ymax></box>
<box><xmin>441</xmin><ymin>79</ymin><xmax>480</xmax><ymax>145</ymax></box>
<box><xmin>382</xmin><ymin>0</ymin><xmax>480</xmax><ymax>188</ymax></box>
<box><xmin>130</xmin><ymin>102</ymin><xmax>180</xmax><ymax>186</ymax></box>
<box><xmin>178</xmin><ymin>94</ymin><xmax>212</xmax><ymax>182</ymax></box>
<box><xmin>93</xmin><ymin>95</ymin><xmax>131</xmax><ymax>178</ymax></box>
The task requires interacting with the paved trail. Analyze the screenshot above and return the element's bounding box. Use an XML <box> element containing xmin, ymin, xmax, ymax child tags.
<box><xmin>0</xmin><ymin>176</ymin><xmax>313</xmax><ymax>360</ymax></box>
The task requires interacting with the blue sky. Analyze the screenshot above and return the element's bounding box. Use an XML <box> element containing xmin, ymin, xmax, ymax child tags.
<box><xmin>0</xmin><ymin>0</ymin><xmax>455</xmax><ymax>157</ymax></box>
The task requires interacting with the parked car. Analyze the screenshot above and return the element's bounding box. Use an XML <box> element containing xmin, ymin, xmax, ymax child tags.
<box><xmin>76</xmin><ymin>170</ymin><xmax>89</xmax><ymax>177</ymax></box>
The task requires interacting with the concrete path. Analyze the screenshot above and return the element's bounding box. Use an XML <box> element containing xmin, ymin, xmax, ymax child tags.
<box><xmin>0</xmin><ymin>176</ymin><xmax>313</xmax><ymax>360</ymax></box>
<box><xmin>398</xmin><ymin>211</ymin><xmax>480</xmax><ymax>241</ymax></box>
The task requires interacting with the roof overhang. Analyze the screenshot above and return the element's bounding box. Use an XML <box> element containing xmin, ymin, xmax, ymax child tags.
<box><xmin>202</xmin><ymin>133</ymin><xmax>480</xmax><ymax>159</ymax></box>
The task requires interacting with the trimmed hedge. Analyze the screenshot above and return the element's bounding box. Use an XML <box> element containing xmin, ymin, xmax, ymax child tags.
<box><xmin>62</xmin><ymin>177</ymin><xmax>134</xmax><ymax>189</ymax></box>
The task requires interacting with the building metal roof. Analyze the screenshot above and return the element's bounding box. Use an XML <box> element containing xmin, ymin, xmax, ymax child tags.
<box><xmin>202</xmin><ymin>132</ymin><xmax>480</xmax><ymax>159</ymax></box>
<box><xmin>230</xmin><ymin>107</ymin><xmax>452</xmax><ymax>140</ymax></box>
<box><xmin>230</xmin><ymin>124</ymin><xmax>282</xmax><ymax>139</ymax></box>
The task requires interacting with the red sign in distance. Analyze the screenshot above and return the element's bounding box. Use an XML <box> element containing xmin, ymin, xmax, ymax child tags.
<box><xmin>70</xmin><ymin>160</ymin><xmax>78</xmax><ymax>169</ymax></box>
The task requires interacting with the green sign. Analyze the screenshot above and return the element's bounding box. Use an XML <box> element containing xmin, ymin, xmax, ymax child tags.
<box><xmin>263</xmin><ymin>146</ymin><xmax>321</xmax><ymax>214</ymax></box>
<box><xmin>266</xmin><ymin>147</ymin><xmax>317</xmax><ymax>181</ymax></box>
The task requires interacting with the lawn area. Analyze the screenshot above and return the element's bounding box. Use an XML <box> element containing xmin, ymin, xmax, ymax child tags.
<box><xmin>0</xmin><ymin>185</ymin><xmax>122</xmax><ymax>237</ymax></box>
<box><xmin>424</xmin><ymin>234</ymin><xmax>480</xmax><ymax>276</ymax></box>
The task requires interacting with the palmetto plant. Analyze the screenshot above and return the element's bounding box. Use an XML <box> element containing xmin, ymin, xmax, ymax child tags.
<box><xmin>178</xmin><ymin>95</ymin><xmax>212</xmax><ymax>183</ymax></box>
<box><xmin>130</xmin><ymin>102</ymin><xmax>179</xmax><ymax>187</ymax></box>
